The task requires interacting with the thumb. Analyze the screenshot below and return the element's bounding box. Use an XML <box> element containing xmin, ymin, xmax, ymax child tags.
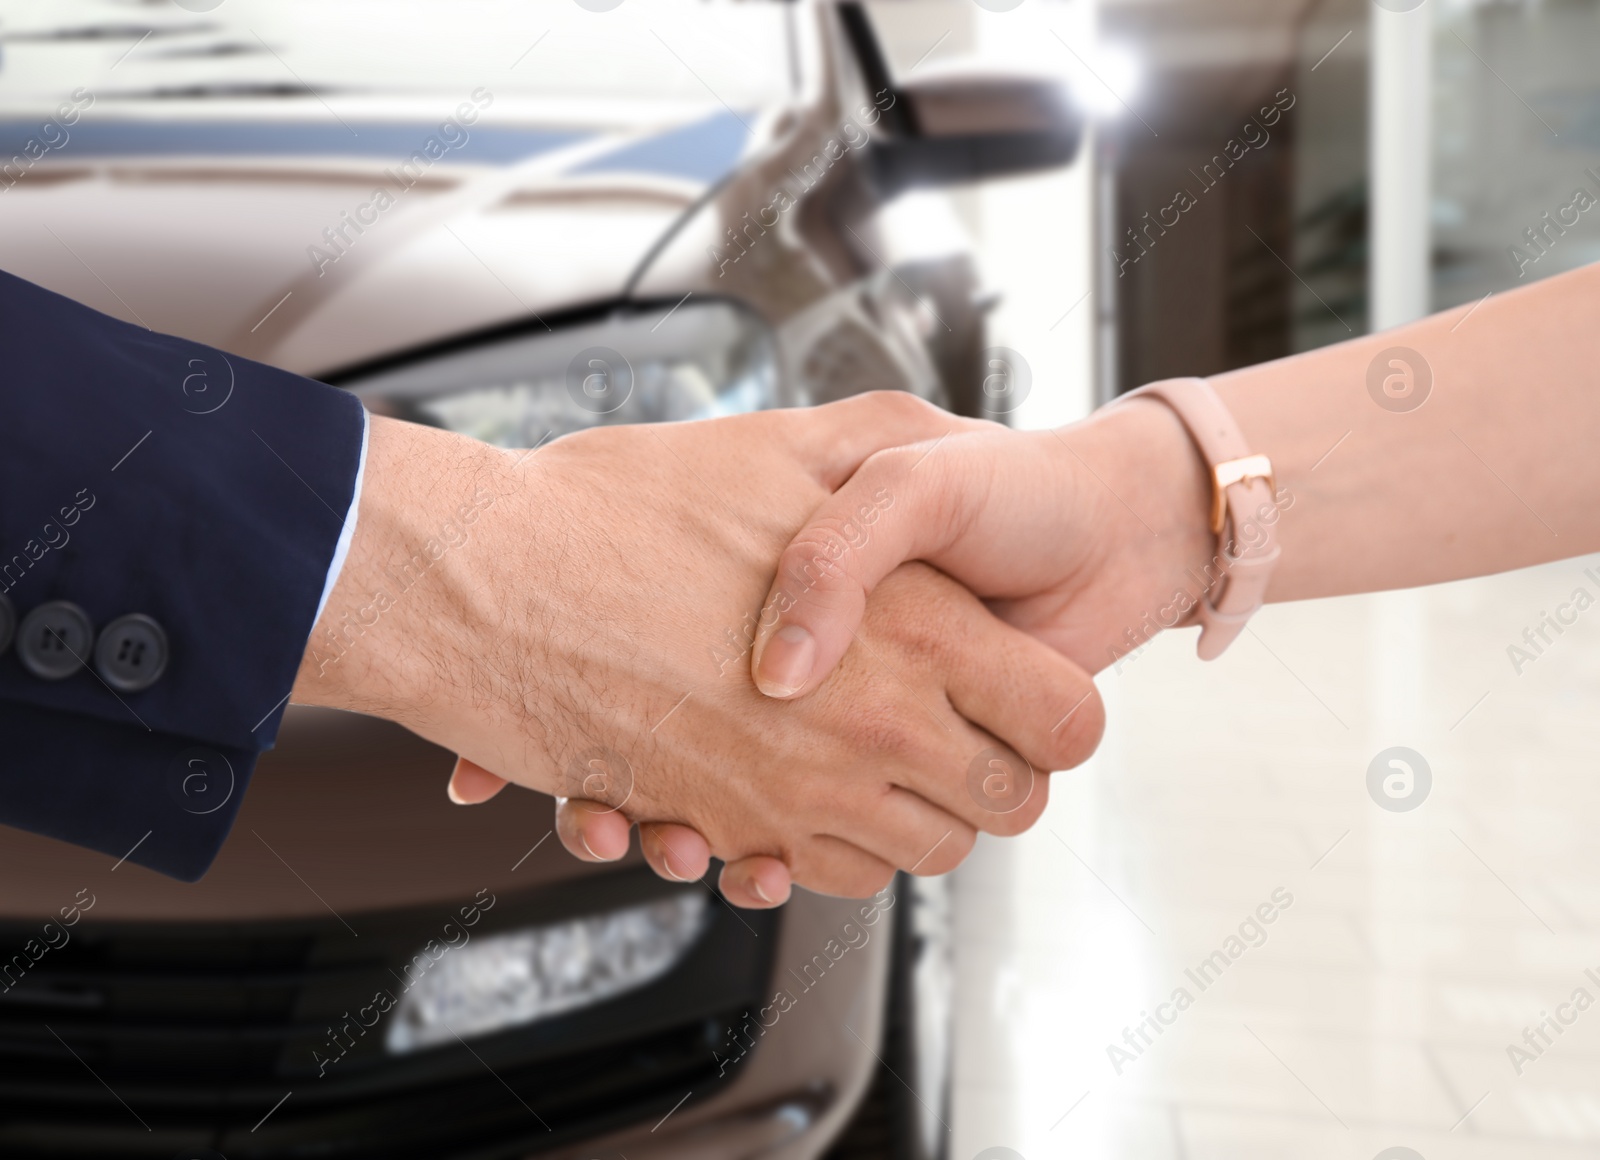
<box><xmin>752</xmin><ymin>436</ymin><xmax>980</xmax><ymax>699</ymax></box>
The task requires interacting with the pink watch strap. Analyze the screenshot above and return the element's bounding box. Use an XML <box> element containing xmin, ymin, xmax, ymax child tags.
<box><xmin>1121</xmin><ymin>377</ymin><xmax>1281</xmax><ymax>660</ymax></box>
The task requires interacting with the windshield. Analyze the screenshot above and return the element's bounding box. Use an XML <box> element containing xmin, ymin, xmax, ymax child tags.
<box><xmin>0</xmin><ymin>0</ymin><xmax>796</xmax><ymax>126</ymax></box>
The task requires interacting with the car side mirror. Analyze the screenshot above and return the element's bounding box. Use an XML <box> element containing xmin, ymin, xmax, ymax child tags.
<box><xmin>867</xmin><ymin>71</ymin><xmax>1083</xmax><ymax>196</ymax></box>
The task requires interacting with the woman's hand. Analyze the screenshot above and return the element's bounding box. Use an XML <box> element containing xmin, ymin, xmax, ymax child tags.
<box><xmin>750</xmin><ymin>399</ymin><xmax>1218</xmax><ymax>693</ymax></box>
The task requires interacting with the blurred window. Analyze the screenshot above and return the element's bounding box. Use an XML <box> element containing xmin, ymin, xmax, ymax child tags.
<box><xmin>1431</xmin><ymin>0</ymin><xmax>1600</xmax><ymax>310</ymax></box>
<box><xmin>1289</xmin><ymin>0</ymin><xmax>1369</xmax><ymax>354</ymax></box>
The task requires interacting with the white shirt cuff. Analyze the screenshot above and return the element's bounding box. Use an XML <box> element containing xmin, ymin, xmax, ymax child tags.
<box><xmin>314</xmin><ymin>406</ymin><xmax>370</xmax><ymax>625</ymax></box>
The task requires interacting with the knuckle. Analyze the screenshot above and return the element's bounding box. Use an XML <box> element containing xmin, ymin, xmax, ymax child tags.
<box><xmin>850</xmin><ymin>445</ymin><xmax>920</xmax><ymax>506</ymax></box>
<box><xmin>790</xmin><ymin>840</ymin><xmax>894</xmax><ymax>899</ymax></box>
<box><xmin>777</xmin><ymin>526</ymin><xmax>866</xmax><ymax>599</ymax></box>
<box><xmin>974</xmin><ymin>806</ymin><xmax>1026</xmax><ymax>838</ymax></box>
<box><xmin>1010</xmin><ymin>772</ymin><xmax>1052</xmax><ymax>834</ymax></box>
<box><xmin>858</xmin><ymin>441</ymin><xmax>918</xmax><ymax>479</ymax></box>
<box><xmin>1047</xmin><ymin>691</ymin><xmax>1107</xmax><ymax>770</ymax></box>
<box><xmin>853</xmin><ymin>708</ymin><xmax>925</xmax><ymax>761</ymax></box>
<box><xmin>866</xmin><ymin>566</ymin><xmax>961</xmax><ymax>657</ymax></box>
<box><xmin>864</xmin><ymin>389</ymin><xmax>942</xmax><ymax>432</ymax></box>
<box><xmin>973</xmin><ymin>770</ymin><xmax>1049</xmax><ymax>837</ymax></box>
<box><xmin>851</xmin><ymin>863</ymin><xmax>897</xmax><ymax>898</ymax></box>
<box><xmin>914</xmin><ymin>826</ymin><xmax>975</xmax><ymax>876</ymax></box>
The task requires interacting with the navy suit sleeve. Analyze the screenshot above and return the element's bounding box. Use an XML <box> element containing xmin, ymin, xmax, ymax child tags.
<box><xmin>0</xmin><ymin>267</ymin><xmax>365</xmax><ymax>880</ymax></box>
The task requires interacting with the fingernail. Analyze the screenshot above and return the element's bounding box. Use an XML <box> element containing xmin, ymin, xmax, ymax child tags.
<box><xmin>653</xmin><ymin>836</ymin><xmax>688</xmax><ymax>881</ymax></box>
<box><xmin>755</xmin><ymin>624</ymin><xmax>815</xmax><ymax>698</ymax></box>
<box><xmin>751</xmin><ymin>877</ymin><xmax>774</xmax><ymax>904</ymax></box>
<box><xmin>447</xmin><ymin>780</ymin><xmax>467</xmax><ymax>805</ymax></box>
<box><xmin>579</xmin><ymin>833</ymin><xmax>604</xmax><ymax>861</ymax></box>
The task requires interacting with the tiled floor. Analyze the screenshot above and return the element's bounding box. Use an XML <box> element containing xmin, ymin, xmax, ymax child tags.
<box><xmin>950</xmin><ymin>554</ymin><xmax>1600</xmax><ymax>1159</ymax></box>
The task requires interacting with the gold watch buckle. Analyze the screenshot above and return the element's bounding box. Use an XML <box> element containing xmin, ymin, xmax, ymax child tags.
<box><xmin>1210</xmin><ymin>454</ymin><xmax>1275</xmax><ymax>534</ymax></box>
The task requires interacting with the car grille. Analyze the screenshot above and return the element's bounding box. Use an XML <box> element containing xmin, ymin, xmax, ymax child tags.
<box><xmin>0</xmin><ymin>873</ymin><xmax>776</xmax><ymax>1159</ymax></box>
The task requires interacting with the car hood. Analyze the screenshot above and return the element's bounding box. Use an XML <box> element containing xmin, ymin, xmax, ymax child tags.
<box><xmin>0</xmin><ymin>707</ymin><xmax>647</xmax><ymax>921</ymax></box>
<box><xmin>0</xmin><ymin>108</ymin><xmax>753</xmax><ymax>376</ymax></box>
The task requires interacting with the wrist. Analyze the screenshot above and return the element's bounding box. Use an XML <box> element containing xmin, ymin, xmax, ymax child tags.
<box><xmin>1068</xmin><ymin>395</ymin><xmax>1215</xmax><ymax>584</ymax></box>
<box><xmin>291</xmin><ymin>415</ymin><xmax>513</xmax><ymax>723</ymax></box>
<box><xmin>1093</xmin><ymin>378</ymin><xmax>1291</xmax><ymax>660</ymax></box>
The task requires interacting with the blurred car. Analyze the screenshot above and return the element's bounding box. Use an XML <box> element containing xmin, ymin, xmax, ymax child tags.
<box><xmin>0</xmin><ymin>2</ymin><xmax>1079</xmax><ymax>1157</ymax></box>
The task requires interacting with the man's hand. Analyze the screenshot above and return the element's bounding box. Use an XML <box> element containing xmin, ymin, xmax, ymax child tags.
<box><xmin>291</xmin><ymin>394</ymin><xmax>1105</xmax><ymax>906</ymax></box>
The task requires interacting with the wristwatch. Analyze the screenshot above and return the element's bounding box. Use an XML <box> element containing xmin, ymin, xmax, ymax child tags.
<box><xmin>1119</xmin><ymin>376</ymin><xmax>1281</xmax><ymax>660</ymax></box>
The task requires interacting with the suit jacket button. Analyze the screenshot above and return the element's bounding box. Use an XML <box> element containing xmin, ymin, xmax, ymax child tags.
<box><xmin>17</xmin><ymin>601</ymin><xmax>95</xmax><ymax>680</ymax></box>
<box><xmin>95</xmin><ymin>613</ymin><xmax>170</xmax><ymax>693</ymax></box>
<box><xmin>0</xmin><ymin>593</ymin><xmax>14</xmax><ymax>655</ymax></box>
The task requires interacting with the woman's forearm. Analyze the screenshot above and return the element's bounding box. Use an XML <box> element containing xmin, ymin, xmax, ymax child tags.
<box><xmin>1210</xmin><ymin>260</ymin><xmax>1600</xmax><ymax>601</ymax></box>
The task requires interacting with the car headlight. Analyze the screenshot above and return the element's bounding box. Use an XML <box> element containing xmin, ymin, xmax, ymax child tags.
<box><xmin>347</xmin><ymin>300</ymin><xmax>778</xmax><ymax>446</ymax></box>
<box><xmin>385</xmin><ymin>893</ymin><xmax>710</xmax><ymax>1054</ymax></box>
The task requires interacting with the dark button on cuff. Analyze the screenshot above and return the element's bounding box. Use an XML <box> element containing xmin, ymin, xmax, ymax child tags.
<box><xmin>95</xmin><ymin>613</ymin><xmax>170</xmax><ymax>693</ymax></box>
<box><xmin>17</xmin><ymin>601</ymin><xmax>95</xmax><ymax>680</ymax></box>
<box><xmin>0</xmin><ymin>593</ymin><xmax>14</xmax><ymax>655</ymax></box>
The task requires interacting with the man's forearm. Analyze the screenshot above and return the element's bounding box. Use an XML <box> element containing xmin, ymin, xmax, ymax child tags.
<box><xmin>290</xmin><ymin>415</ymin><xmax>534</xmax><ymax>765</ymax></box>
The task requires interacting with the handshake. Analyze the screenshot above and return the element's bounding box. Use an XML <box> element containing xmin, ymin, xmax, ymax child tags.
<box><xmin>293</xmin><ymin>388</ymin><xmax>1229</xmax><ymax>908</ymax></box>
<box><xmin>286</xmin><ymin>259</ymin><xmax>1600</xmax><ymax>908</ymax></box>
